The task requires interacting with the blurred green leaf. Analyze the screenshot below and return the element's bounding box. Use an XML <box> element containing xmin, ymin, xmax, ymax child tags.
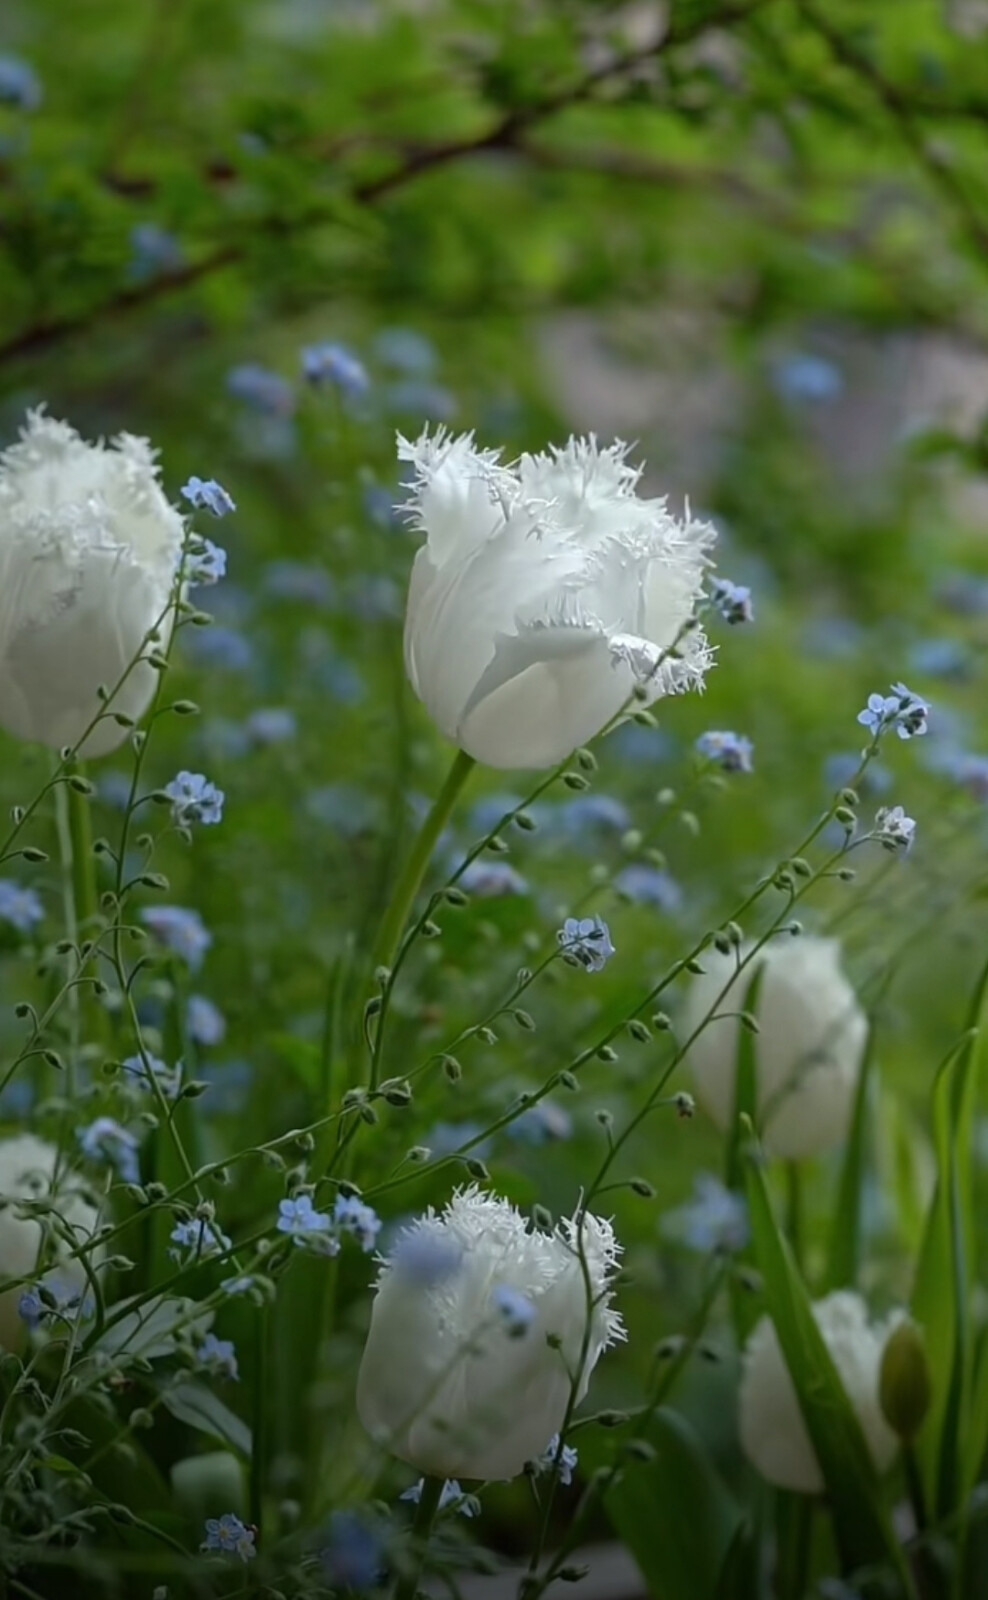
<box><xmin>88</xmin><ymin>1295</ymin><xmax>213</xmax><ymax>1363</ymax></box>
<box><xmin>912</xmin><ymin>955</ymin><xmax>988</xmax><ymax>1520</ymax></box>
<box><xmin>725</xmin><ymin>962</ymin><xmax>765</xmax><ymax>1192</ymax></box>
<box><xmin>745</xmin><ymin>1136</ymin><xmax>915</xmax><ymax>1592</ymax></box>
<box><xmin>605</xmin><ymin>1406</ymin><xmax>741</xmax><ymax>1600</ymax></box>
<box><xmin>824</xmin><ymin>1019</ymin><xmax>878</xmax><ymax>1292</ymax></box>
<box><xmin>160</xmin><ymin>1382</ymin><xmax>252</xmax><ymax>1458</ymax></box>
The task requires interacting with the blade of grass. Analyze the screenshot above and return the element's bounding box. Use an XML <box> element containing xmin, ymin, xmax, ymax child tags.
<box><xmin>912</xmin><ymin>951</ymin><xmax>988</xmax><ymax>1520</ymax></box>
<box><xmin>745</xmin><ymin>1129</ymin><xmax>916</xmax><ymax>1594</ymax></box>
<box><xmin>824</xmin><ymin>1019</ymin><xmax>878</xmax><ymax>1292</ymax></box>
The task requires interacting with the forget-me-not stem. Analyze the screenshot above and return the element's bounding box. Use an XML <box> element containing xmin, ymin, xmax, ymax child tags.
<box><xmin>393</xmin><ymin>1474</ymin><xmax>446</xmax><ymax>1600</ymax></box>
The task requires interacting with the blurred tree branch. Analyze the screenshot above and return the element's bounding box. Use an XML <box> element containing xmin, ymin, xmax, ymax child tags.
<box><xmin>2</xmin><ymin>0</ymin><xmax>986</xmax><ymax>373</ymax></box>
<box><xmin>0</xmin><ymin>0</ymin><xmax>772</xmax><ymax>369</ymax></box>
<box><xmin>796</xmin><ymin>0</ymin><xmax>988</xmax><ymax>259</ymax></box>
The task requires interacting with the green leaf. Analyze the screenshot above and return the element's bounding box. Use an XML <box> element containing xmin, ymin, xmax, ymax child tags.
<box><xmin>160</xmin><ymin>1381</ymin><xmax>252</xmax><ymax>1458</ymax></box>
<box><xmin>604</xmin><ymin>1407</ymin><xmax>741</xmax><ymax>1600</ymax></box>
<box><xmin>41</xmin><ymin>1453</ymin><xmax>87</xmax><ymax>1477</ymax></box>
<box><xmin>716</xmin><ymin>1512</ymin><xmax>763</xmax><ymax>1600</ymax></box>
<box><xmin>744</xmin><ymin>1136</ymin><xmax>915</xmax><ymax>1593</ymax></box>
<box><xmin>911</xmin><ymin>953</ymin><xmax>988</xmax><ymax>1519</ymax></box>
<box><xmin>87</xmin><ymin>1295</ymin><xmax>213</xmax><ymax>1363</ymax></box>
<box><xmin>824</xmin><ymin>1019</ymin><xmax>878</xmax><ymax>1291</ymax></box>
<box><xmin>963</xmin><ymin>1328</ymin><xmax>988</xmax><ymax>1496</ymax></box>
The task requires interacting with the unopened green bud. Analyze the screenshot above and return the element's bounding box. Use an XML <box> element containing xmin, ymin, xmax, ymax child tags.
<box><xmin>879</xmin><ymin>1320</ymin><xmax>932</xmax><ymax>1443</ymax></box>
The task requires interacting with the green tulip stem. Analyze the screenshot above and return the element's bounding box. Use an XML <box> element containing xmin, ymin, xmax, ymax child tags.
<box><xmin>904</xmin><ymin>1442</ymin><xmax>927</xmax><ymax>1534</ymax></box>
<box><xmin>393</xmin><ymin>1474</ymin><xmax>445</xmax><ymax>1600</ymax></box>
<box><xmin>786</xmin><ymin>1161</ymin><xmax>803</xmax><ymax>1268</ymax></box>
<box><xmin>370</xmin><ymin>747</ymin><xmax>476</xmax><ymax>979</ymax></box>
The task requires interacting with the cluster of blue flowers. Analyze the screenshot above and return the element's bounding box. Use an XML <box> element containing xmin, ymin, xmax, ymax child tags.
<box><xmin>0</xmin><ymin>55</ymin><xmax>42</xmax><ymax>110</ymax></box>
<box><xmin>302</xmin><ymin>341</ymin><xmax>370</xmax><ymax>397</ymax></box>
<box><xmin>181</xmin><ymin>476</ymin><xmax>236</xmax><ymax>520</ymax></box>
<box><xmin>873</xmin><ymin>804</ymin><xmax>916</xmax><ymax>854</ymax></box>
<box><xmin>0</xmin><ymin>881</ymin><xmax>44</xmax><ymax>934</ymax></box>
<box><xmin>665</xmin><ymin>1173</ymin><xmax>750</xmax><ymax>1254</ymax></box>
<box><xmin>169</xmin><ymin>1216</ymin><xmax>233</xmax><ymax>1264</ymax></box>
<box><xmin>401</xmin><ymin>1479</ymin><xmax>479</xmax><ymax>1518</ymax></box>
<box><xmin>276</xmin><ymin>1192</ymin><xmax>381</xmax><ymax>1255</ymax></box>
<box><xmin>163</xmin><ymin>770</ymin><xmax>225</xmax><ymax>827</ymax></box>
<box><xmin>19</xmin><ymin>1278</ymin><xmax>94</xmax><ymax>1333</ymax></box>
<box><xmin>121</xmin><ymin>1051</ymin><xmax>181</xmax><ymax>1098</ymax></box>
<box><xmin>201</xmin><ymin>1513</ymin><xmax>256</xmax><ymax>1561</ymax></box>
<box><xmin>323</xmin><ymin>1510</ymin><xmax>385</xmax><ymax>1590</ymax></box>
<box><xmin>533</xmin><ymin>1433</ymin><xmax>579</xmax><ymax>1487</ymax></box>
<box><xmin>557</xmin><ymin>915</ymin><xmax>616</xmax><ymax>973</ymax></box>
<box><xmin>391</xmin><ymin>1227</ymin><xmax>464</xmax><ymax>1287</ymax></box>
<box><xmin>492</xmin><ymin>1284</ymin><xmax>536</xmax><ymax>1336</ymax></box>
<box><xmin>857</xmin><ymin>682</ymin><xmax>930</xmax><ymax>742</ymax></box>
<box><xmin>77</xmin><ymin>1117</ymin><xmax>141</xmax><ymax>1184</ymax></box>
<box><xmin>696</xmin><ymin>730</ymin><xmax>754</xmax><ymax>773</ymax></box>
<box><xmin>194</xmin><ymin>1332</ymin><xmax>239</xmax><ymax>1381</ymax></box>
<box><xmin>141</xmin><ymin>905</ymin><xmax>212</xmax><ymax>970</ymax></box>
<box><xmin>187</xmin><ymin>994</ymin><xmax>226</xmax><ymax>1046</ymax></box>
<box><xmin>710</xmin><ymin>577</ymin><xmax>754</xmax><ymax>626</ymax></box>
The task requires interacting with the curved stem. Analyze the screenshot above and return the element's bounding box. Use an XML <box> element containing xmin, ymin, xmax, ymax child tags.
<box><xmin>394</xmin><ymin>1475</ymin><xmax>445</xmax><ymax>1600</ymax></box>
<box><xmin>370</xmin><ymin>748</ymin><xmax>475</xmax><ymax>979</ymax></box>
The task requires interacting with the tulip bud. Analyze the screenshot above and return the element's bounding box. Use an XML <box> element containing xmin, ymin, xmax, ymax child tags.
<box><xmin>739</xmin><ymin>1292</ymin><xmax>901</xmax><ymax>1493</ymax></box>
<box><xmin>0</xmin><ymin>412</ymin><xmax>185</xmax><ymax>757</ymax></box>
<box><xmin>680</xmin><ymin>937</ymin><xmax>866</xmax><ymax>1160</ymax></box>
<box><xmin>879</xmin><ymin>1320</ymin><xmax>932</xmax><ymax>1443</ymax></box>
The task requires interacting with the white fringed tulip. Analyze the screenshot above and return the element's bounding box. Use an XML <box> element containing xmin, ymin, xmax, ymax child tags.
<box><xmin>357</xmin><ymin>1187</ymin><xmax>624</xmax><ymax>1480</ymax></box>
<box><xmin>0</xmin><ymin>410</ymin><xmax>184</xmax><ymax>757</ymax></box>
<box><xmin>680</xmin><ymin>936</ymin><xmax>866</xmax><ymax>1160</ymax></box>
<box><xmin>400</xmin><ymin>430</ymin><xmax>715</xmax><ymax>769</ymax></box>
<box><xmin>0</xmin><ymin>1134</ymin><xmax>101</xmax><ymax>1347</ymax></box>
<box><xmin>739</xmin><ymin>1292</ymin><xmax>901</xmax><ymax>1493</ymax></box>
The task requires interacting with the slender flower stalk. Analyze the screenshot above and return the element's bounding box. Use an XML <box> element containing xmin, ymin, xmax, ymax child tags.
<box><xmin>393</xmin><ymin>1474</ymin><xmax>445</xmax><ymax>1600</ymax></box>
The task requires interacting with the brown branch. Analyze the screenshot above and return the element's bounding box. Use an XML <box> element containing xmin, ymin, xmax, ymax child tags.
<box><xmin>355</xmin><ymin>0</ymin><xmax>774</xmax><ymax>202</ymax></box>
<box><xmin>0</xmin><ymin>0</ymin><xmax>773</xmax><ymax>369</ymax></box>
<box><xmin>0</xmin><ymin>245</ymin><xmax>241</xmax><ymax>367</ymax></box>
<box><xmin>515</xmin><ymin>138</ymin><xmax>797</xmax><ymax>223</ymax></box>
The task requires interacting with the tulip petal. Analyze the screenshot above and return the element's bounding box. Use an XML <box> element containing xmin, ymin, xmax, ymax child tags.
<box><xmin>457</xmin><ymin>623</ymin><xmax>634</xmax><ymax>769</ymax></box>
